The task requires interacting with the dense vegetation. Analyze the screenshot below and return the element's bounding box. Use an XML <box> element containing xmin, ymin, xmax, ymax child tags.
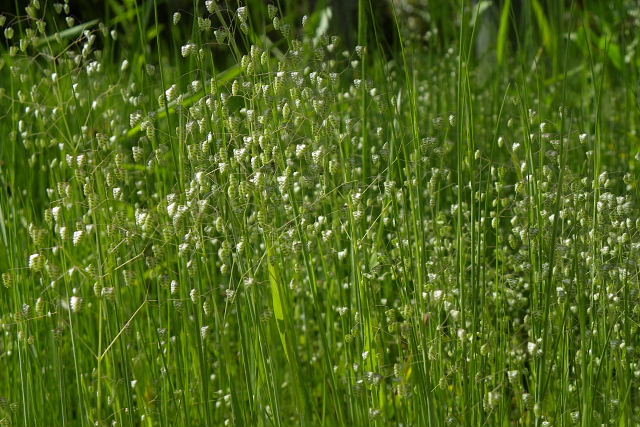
<box><xmin>2</xmin><ymin>1</ymin><xmax>640</xmax><ymax>426</ymax></box>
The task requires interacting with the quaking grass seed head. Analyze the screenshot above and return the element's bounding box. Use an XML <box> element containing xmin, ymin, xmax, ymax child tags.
<box><xmin>2</xmin><ymin>272</ymin><xmax>13</xmax><ymax>288</ymax></box>
<box><xmin>69</xmin><ymin>296</ymin><xmax>83</xmax><ymax>313</ymax></box>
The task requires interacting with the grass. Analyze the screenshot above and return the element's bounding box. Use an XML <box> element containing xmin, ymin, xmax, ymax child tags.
<box><xmin>1</xmin><ymin>0</ymin><xmax>640</xmax><ymax>426</ymax></box>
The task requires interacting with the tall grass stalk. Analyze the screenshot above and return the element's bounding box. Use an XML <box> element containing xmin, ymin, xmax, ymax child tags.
<box><xmin>2</xmin><ymin>0</ymin><xmax>640</xmax><ymax>426</ymax></box>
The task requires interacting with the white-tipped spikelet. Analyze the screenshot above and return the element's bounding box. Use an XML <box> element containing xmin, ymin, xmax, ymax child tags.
<box><xmin>69</xmin><ymin>296</ymin><xmax>83</xmax><ymax>313</ymax></box>
<box><xmin>200</xmin><ymin>325</ymin><xmax>210</xmax><ymax>339</ymax></box>
<box><xmin>205</xmin><ymin>1</ymin><xmax>216</xmax><ymax>13</ymax></box>
<box><xmin>29</xmin><ymin>253</ymin><xmax>45</xmax><ymax>271</ymax></box>
<box><xmin>73</xmin><ymin>229</ymin><xmax>84</xmax><ymax>246</ymax></box>
<box><xmin>181</xmin><ymin>43</ymin><xmax>196</xmax><ymax>58</ymax></box>
<box><xmin>236</xmin><ymin>7</ymin><xmax>248</xmax><ymax>22</ymax></box>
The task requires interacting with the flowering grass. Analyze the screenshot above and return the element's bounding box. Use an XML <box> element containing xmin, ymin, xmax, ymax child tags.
<box><xmin>2</xmin><ymin>1</ymin><xmax>640</xmax><ymax>426</ymax></box>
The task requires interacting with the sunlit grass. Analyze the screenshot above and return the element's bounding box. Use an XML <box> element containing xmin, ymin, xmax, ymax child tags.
<box><xmin>1</xmin><ymin>1</ymin><xmax>640</xmax><ymax>426</ymax></box>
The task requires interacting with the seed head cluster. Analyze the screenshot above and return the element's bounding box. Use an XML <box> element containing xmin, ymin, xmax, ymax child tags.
<box><xmin>2</xmin><ymin>1</ymin><xmax>640</xmax><ymax>426</ymax></box>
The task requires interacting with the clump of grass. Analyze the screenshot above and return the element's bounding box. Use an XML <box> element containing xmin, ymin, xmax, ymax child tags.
<box><xmin>2</xmin><ymin>1</ymin><xmax>640</xmax><ymax>426</ymax></box>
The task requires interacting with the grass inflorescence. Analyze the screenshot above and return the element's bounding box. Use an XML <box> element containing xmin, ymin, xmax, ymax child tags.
<box><xmin>2</xmin><ymin>0</ymin><xmax>640</xmax><ymax>426</ymax></box>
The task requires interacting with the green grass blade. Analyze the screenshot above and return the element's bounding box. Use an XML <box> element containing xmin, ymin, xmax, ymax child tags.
<box><xmin>497</xmin><ymin>0</ymin><xmax>511</xmax><ymax>64</ymax></box>
<box><xmin>531</xmin><ymin>0</ymin><xmax>553</xmax><ymax>54</ymax></box>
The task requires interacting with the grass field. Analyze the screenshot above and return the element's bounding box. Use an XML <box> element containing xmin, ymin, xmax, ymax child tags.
<box><xmin>2</xmin><ymin>0</ymin><xmax>640</xmax><ymax>426</ymax></box>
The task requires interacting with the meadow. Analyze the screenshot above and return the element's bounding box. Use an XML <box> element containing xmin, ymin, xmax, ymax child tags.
<box><xmin>1</xmin><ymin>0</ymin><xmax>640</xmax><ymax>426</ymax></box>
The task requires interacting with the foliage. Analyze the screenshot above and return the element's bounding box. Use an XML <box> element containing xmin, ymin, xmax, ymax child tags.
<box><xmin>1</xmin><ymin>1</ymin><xmax>640</xmax><ymax>426</ymax></box>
